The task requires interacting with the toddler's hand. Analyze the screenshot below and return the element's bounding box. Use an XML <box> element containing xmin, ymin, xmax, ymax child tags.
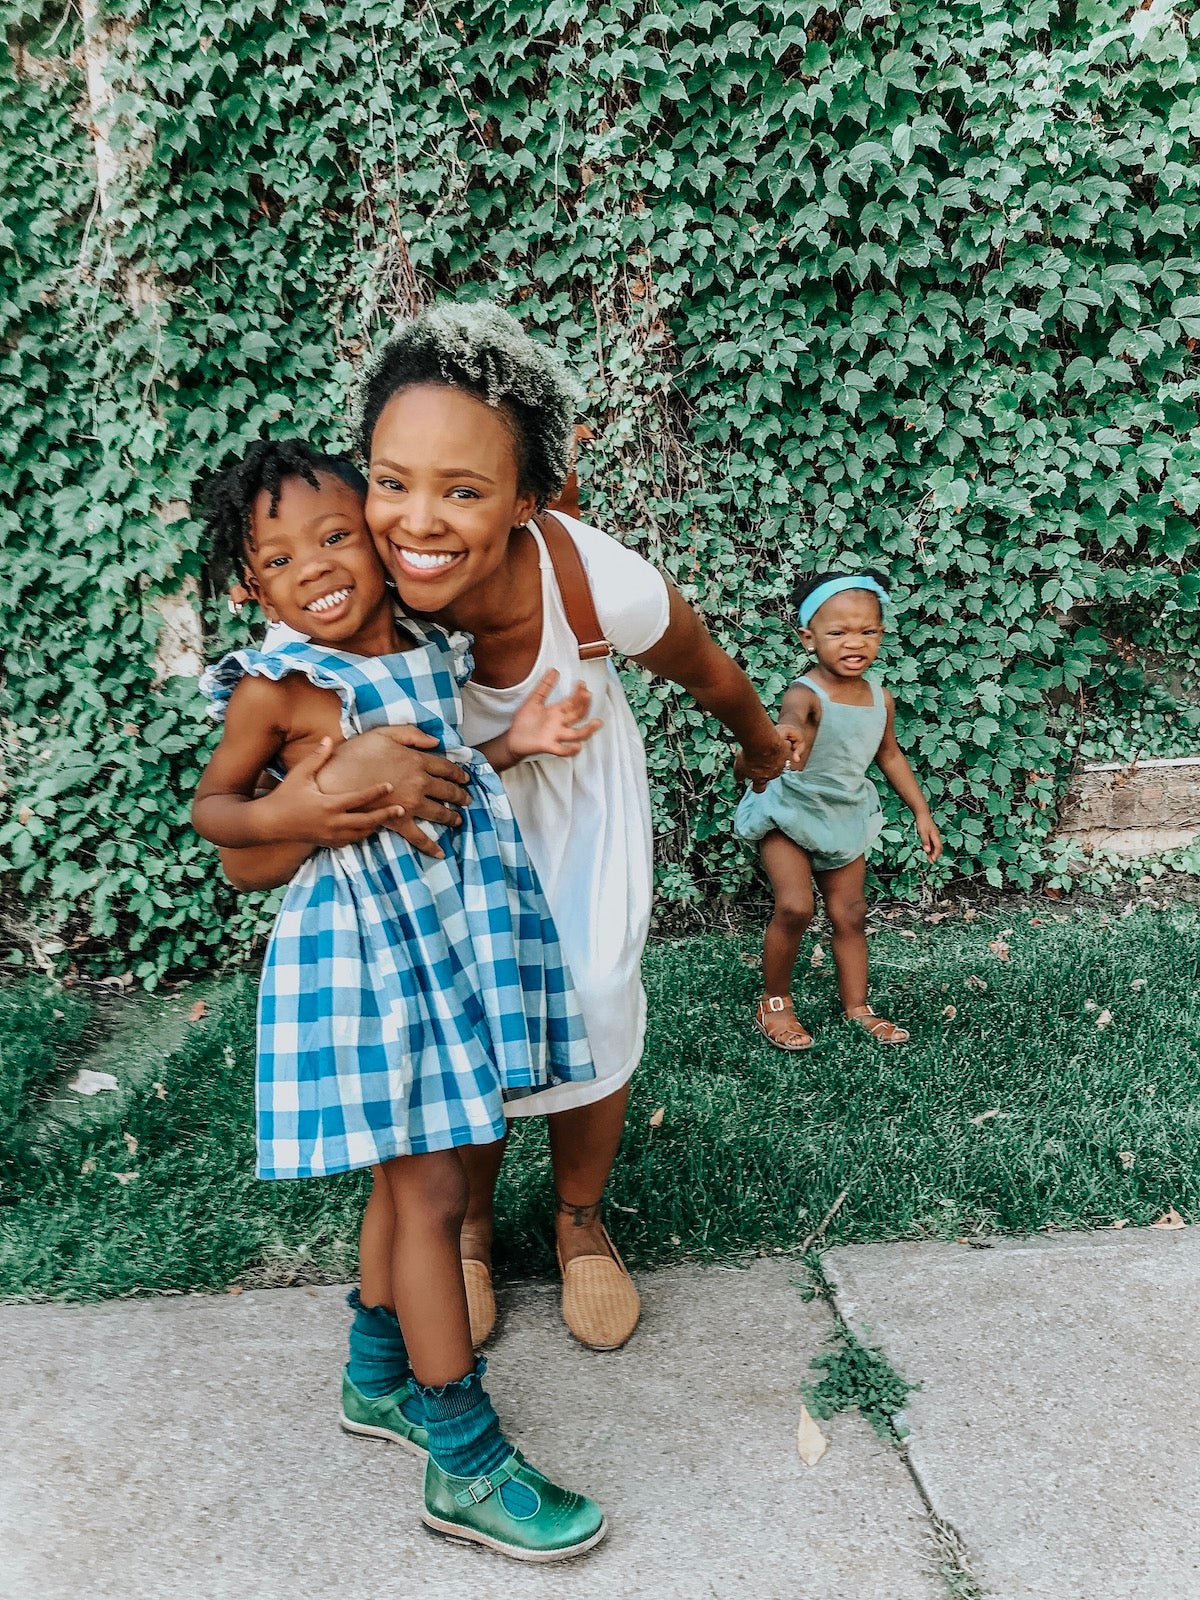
<box><xmin>916</xmin><ymin>813</ymin><xmax>943</xmax><ymax>863</ymax></box>
<box><xmin>507</xmin><ymin>670</ymin><xmax>603</xmax><ymax>760</ymax></box>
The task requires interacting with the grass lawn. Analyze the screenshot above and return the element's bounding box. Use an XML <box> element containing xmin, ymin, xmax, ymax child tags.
<box><xmin>2</xmin><ymin>903</ymin><xmax>1198</xmax><ymax>1302</ymax></box>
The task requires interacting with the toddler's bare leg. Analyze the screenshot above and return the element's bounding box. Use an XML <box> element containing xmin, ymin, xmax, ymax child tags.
<box><xmin>760</xmin><ymin>830</ymin><xmax>816</xmax><ymax>996</ymax></box>
<box><xmin>814</xmin><ymin>856</ymin><xmax>869</xmax><ymax>1012</ymax></box>
<box><xmin>377</xmin><ymin>1150</ymin><xmax>473</xmax><ymax>1386</ymax></box>
<box><xmin>358</xmin><ymin>1164</ymin><xmax>395</xmax><ymax>1310</ymax></box>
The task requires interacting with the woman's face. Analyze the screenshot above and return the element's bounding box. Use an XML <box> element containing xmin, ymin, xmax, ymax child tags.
<box><xmin>366</xmin><ymin>384</ymin><xmax>537</xmax><ymax>611</ymax></box>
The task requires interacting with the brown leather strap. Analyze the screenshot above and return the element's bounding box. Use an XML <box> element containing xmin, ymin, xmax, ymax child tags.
<box><xmin>535</xmin><ymin>511</ymin><xmax>613</xmax><ymax>661</ymax></box>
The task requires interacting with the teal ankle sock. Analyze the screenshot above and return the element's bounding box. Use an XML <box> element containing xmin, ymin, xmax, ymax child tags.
<box><xmin>345</xmin><ymin>1288</ymin><xmax>418</xmax><ymax>1410</ymax></box>
<box><xmin>414</xmin><ymin>1358</ymin><xmax>510</xmax><ymax>1480</ymax></box>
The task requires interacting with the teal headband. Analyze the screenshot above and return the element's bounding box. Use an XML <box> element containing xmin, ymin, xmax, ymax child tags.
<box><xmin>798</xmin><ymin>575</ymin><xmax>889</xmax><ymax>629</ymax></box>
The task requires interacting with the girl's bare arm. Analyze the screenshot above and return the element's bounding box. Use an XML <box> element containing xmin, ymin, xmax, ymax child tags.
<box><xmin>632</xmin><ymin>582</ymin><xmax>790</xmax><ymax>788</ymax></box>
<box><xmin>872</xmin><ymin>690</ymin><xmax>942</xmax><ymax>861</ymax></box>
<box><xmin>192</xmin><ymin>676</ymin><xmax>399</xmax><ymax>851</ymax></box>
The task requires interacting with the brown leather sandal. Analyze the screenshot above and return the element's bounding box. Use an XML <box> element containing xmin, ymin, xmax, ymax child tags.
<box><xmin>845</xmin><ymin>1004</ymin><xmax>909</xmax><ymax>1045</ymax></box>
<box><xmin>754</xmin><ymin>995</ymin><xmax>814</xmax><ymax>1051</ymax></box>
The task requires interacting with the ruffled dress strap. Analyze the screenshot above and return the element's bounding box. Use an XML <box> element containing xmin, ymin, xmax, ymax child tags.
<box><xmin>198</xmin><ymin>643</ymin><xmax>358</xmax><ymax>736</ymax></box>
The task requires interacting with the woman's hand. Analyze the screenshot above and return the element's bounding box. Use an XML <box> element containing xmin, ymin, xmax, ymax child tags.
<box><xmin>734</xmin><ymin>729</ymin><xmax>791</xmax><ymax>792</ymax></box>
<box><xmin>506</xmin><ymin>671</ymin><xmax>603</xmax><ymax>761</ymax></box>
<box><xmin>261</xmin><ymin>740</ymin><xmax>405</xmax><ymax>847</ymax></box>
<box><xmin>915</xmin><ymin>811</ymin><xmax>943</xmax><ymax>863</ymax></box>
<box><xmin>318</xmin><ymin>727</ymin><xmax>473</xmax><ymax>860</ymax></box>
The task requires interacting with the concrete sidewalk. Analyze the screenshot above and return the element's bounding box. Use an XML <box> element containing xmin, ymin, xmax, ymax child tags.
<box><xmin>3</xmin><ymin>1231</ymin><xmax>1198</xmax><ymax>1600</ymax></box>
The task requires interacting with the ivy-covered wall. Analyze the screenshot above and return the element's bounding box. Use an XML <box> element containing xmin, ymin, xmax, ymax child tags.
<box><xmin>3</xmin><ymin>0</ymin><xmax>1198</xmax><ymax>980</ymax></box>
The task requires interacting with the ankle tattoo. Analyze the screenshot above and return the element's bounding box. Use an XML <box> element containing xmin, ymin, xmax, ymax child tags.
<box><xmin>555</xmin><ymin>1194</ymin><xmax>602</xmax><ymax>1228</ymax></box>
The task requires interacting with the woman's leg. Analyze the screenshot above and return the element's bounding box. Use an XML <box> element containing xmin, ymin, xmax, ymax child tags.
<box><xmin>458</xmin><ymin>1135</ymin><xmax>507</xmax><ymax>1266</ymax></box>
<box><xmin>548</xmin><ymin>1082</ymin><xmax>631</xmax><ymax>1267</ymax></box>
<box><xmin>814</xmin><ymin>856</ymin><xmax>869</xmax><ymax>1013</ymax></box>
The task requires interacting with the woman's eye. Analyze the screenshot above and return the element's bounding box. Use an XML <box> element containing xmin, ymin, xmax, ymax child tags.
<box><xmin>377</xmin><ymin>477</ymin><xmax>404</xmax><ymax>492</ymax></box>
<box><xmin>449</xmin><ymin>487</ymin><xmax>480</xmax><ymax>500</ymax></box>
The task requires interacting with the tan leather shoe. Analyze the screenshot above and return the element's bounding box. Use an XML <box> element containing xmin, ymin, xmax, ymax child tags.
<box><xmin>462</xmin><ymin>1257</ymin><xmax>497</xmax><ymax>1349</ymax></box>
<box><xmin>557</xmin><ymin>1227</ymin><xmax>641</xmax><ymax>1351</ymax></box>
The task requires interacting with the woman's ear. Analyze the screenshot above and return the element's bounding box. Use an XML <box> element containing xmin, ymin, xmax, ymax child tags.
<box><xmin>513</xmin><ymin>487</ymin><xmax>538</xmax><ymax>528</ymax></box>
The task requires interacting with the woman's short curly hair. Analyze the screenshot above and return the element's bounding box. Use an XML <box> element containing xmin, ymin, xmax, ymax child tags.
<box><xmin>355</xmin><ymin>302</ymin><xmax>579</xmax><ymax>507</ymax></box>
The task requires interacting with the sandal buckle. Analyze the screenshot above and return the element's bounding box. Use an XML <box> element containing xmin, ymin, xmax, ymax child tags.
<box><xmin>765</xmin><ymin>996</ymin><xmax>787</xmax><ymax>1012</ymax></box>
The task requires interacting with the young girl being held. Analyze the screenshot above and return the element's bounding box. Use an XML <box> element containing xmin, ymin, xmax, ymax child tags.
<box><xmin>191</xmin><ymin>440</ymin><xmax>606</xmax><ymax>1562</ymax></box>
<box><xmin>734</xmin><ymin>571</ymin><xmax>942</xmax><ymax>1051</ymax></box>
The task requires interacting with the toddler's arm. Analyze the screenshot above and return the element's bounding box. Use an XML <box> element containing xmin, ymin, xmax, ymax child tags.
<box><xmin>735</xmin><ymin>683</ymin><xmax>817</xmax><ymax>783</ymax></box>
<box><xmin>872</xmin><ymin>691</ymin><xmax>943</xmax><ymax>862</ymax></box>
<box><xmin>631</xmin><ymin>583</ymin><xmax>791</xmax><ymax>790</ymax></box>
<box><xmin>478</xmin><ymin>670</ymin><xmax>603</xmax><ymax>773</ymax></box>
<box><xmin>192</xmin><ymin>675</ymin><xmax>401</xmax><ymax>852</ymax></box>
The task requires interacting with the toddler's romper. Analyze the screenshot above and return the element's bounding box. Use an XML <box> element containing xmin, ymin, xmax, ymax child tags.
<box><xmin>734</xmin><ymin>674</ymin><xmax>887</xmax><ymax>871</ymax></box>
<box><xmin>201</xmin><ymin>623</ymin><xmax>594</xmax><ymax>1180</ymax></box>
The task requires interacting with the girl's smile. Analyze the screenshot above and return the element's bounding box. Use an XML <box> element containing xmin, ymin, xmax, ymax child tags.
<box><xmin>243</xmin><ymin>474</ymin><xmax>398</xmax><ymax>655</ymax></box>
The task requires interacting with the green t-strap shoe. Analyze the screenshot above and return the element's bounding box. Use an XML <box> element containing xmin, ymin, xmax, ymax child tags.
<box><xmin>339</xmin><ymin>1369</ymin><xmax>429</xmax><ymax>1458</ymax></box>
<box><xmin>422</xmin><ymin>1450</ymin><xmax>606</xmax><ymax>1562</ymax></box>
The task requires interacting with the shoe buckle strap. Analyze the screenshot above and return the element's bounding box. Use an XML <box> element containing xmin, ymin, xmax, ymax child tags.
<box><xmin>454</xmin><ymin>1457</ymin><xmax>518</xmax><ymax>1508</ymax></box>
<box><xmin>764</xmin><ymin>995</ymin><xmax>788</xmax><ymax>1012</ymax></box>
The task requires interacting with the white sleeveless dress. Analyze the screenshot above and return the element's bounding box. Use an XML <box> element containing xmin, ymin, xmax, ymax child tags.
<box><xmin>458</xmin><ymin>513</ymin><xmax>670</xmax><ymax>1116</ymax></box>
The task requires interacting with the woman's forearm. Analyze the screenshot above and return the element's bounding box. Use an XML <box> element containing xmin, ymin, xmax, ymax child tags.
<box><xmin>679</xmin><ymin>650</ymin><xmax>780</xmax><ymax>756</ymax></box>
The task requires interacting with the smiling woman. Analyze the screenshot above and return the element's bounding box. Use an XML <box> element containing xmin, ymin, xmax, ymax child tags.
<box><xmin>221</xmin><ymin>302</ymin><xmax>792</xmax><ymax>1364</ymax></box>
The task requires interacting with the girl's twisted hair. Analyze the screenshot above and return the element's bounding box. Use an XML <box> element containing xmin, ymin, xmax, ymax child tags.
<box><xmin>201</xmin><ymin>438</ymin><xmax>367</xmax><ymax>587</ymax></box>
<box><xmin>792</xmin><ymin>568</ymin><xmax>891</xmax><ymax>613</ymax></box>
<box><xmin>356</xmin><ymin>302</ymin><xmax>579</xmax><ymax>507</ymax></box>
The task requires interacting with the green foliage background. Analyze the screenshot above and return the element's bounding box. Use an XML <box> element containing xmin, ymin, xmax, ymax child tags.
<box><xmin>2</xmin><ymin>0</ymin><xmax>1198</xmax><ymax>980</ymax></box>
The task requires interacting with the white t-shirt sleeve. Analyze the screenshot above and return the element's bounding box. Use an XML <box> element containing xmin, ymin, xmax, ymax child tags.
<box><xmin>549</xmin><ymin>513</ymin><xmax>671</xmax><ymax>658</ymax></box>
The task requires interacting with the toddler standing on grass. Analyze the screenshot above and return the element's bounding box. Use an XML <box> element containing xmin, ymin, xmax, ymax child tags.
<box><xmin>191</xmin><ymin>439</ymin><xmax>607</xmax><ymax>1562</ymax></box>
<box><xmin>735</xmin><ymin>571</ymin><xmax>942</xmax><ymax>1050</ymax></box>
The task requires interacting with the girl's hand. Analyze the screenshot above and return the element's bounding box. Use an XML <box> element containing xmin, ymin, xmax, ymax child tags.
<box><xmin>734</xmin><ymin>730</ymin><xmax>790</xmax><ymax>792</ymax></box>
<box><xmin>916</xmin><ymin>812</ymin><xmax>943</xmax><ymax>863</ymax></box>
<box><xmin>265</xmin><ymin>739</ymin><xmax>406</xmax><ymax>846</ymax></box>
<box><xmin>506</xmin><ymin>670</ymin><xmax>603</xmax><ymax>761</ymax></box>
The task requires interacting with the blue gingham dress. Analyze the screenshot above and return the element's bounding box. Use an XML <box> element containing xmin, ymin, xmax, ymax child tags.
<box><xmin>201</xmin><ymin>624</ymin><xmax>594</xmax><ymax>1179</ymax></box>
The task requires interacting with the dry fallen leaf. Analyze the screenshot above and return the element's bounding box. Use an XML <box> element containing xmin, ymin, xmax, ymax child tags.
<box><xmin>1111</xmin><ymin>1219</ymin><xmax>1128</xmax><ymax>1229</ymax></box>
<box><xmin>1117</xmin><ymin>1151</ymin><xmax>1135</xmax><ymax>1170</ymax></box>
<box><xmin>942</xmin><ymin>1004</ymin><xmax>958</xmax><ymax>1020</ymax></box>
<box><xmin>970</xmin><ymin>1108</ymin><xmax>1001</xmax><ymax>1126</ymax></box>
<box><xmin>987</xmin><ymin>937</ymin><xmax>1010</xmax><ymax>962</ymax></box>
<box><xmin>1095</xmin><ymin>1009</ymin><xmax>1113</xmax><ymax>1030</ymax></box>
<box><xmin>188</xmin><ymin>999</ymin><xmax>208</xmax><ymax>1023</ymax></box>
<box><xmin>227</xmin><ymin>1285</ymin><xmax>244</xmax><ymax>1296</ymax></box>
<box><xmin>965</xmin><ymin>975</ymin><xmax>988</xmax><ymax>992</ymax></box>
<box><xmin>898</xmin><ymin>929</ymin><xmax>918</xmax><ymax>940</ymax></box>
<box><xmin>648</xmin><ymin>1106</ymin><xmax>665</xmax><ymax>1130</ymax></box>
<box><xmin>113</xmin><ymin>1171</ymin><xmax>138</xmax><ymax>1185</ymax></box>
<box><xmin>796</xmin><ymin>1406</ymin><xmax>829</xmax><ymax>1467</ymax></box>
<box><xmin>1130</xmin><ymin>979</ymin><xmax>1147</xmax><ymax>991</ymax></box>
<box><xmin>122</xmin><ymin>1131</ymin><xmax>138</xmax><ymax>1157</ymax></box>
<box><xmin>68</xmin><ymin>1069</ymin><xmax>119</xmax><ymax>1096</ymax></box>
<box><xmin>963</xmin><ymin>908</ymin><xmax>979</xmax><ymax>922</ymax></box>
<box><xmin>1083</xmin><ymin>999</ymin><xmax>1098</xmax><ymax>1012</ymax></box>
<box><xmin>1153</xmin><ymin>1207</ymin><xmax>1186</xmax><ymax>1230</ymax></box>
<box><xmin>80</xmin><ymin>1158</ymin><xmax>97</xmax><ymax>1176</ymax></box>
<box><xmin>1029</xmin><ymin>917</ymin><xmax>1043</xmax><ymax>927</ymax></box>
<box><xmin>153</xmin><ymin>1081</ymin><xmax>167</xmax><ymax>1100</ymax></box>
<box><xmin>925</xmin><ymin>912</ymin><xmax>947</xmax><ymax>924</ymax></box>
<box><xmin>810</xmin><ymin>943</ymin><xmax>825</xmax><ymax>967</ymax></box>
